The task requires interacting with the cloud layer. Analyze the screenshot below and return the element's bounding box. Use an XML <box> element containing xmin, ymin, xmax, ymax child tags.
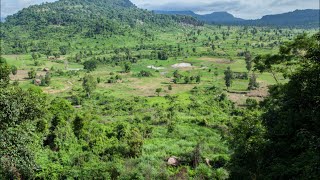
<box><xmin>1</xmin><ymin>0</ymin><xmax>319</xmax><ymax>19</ymax></box>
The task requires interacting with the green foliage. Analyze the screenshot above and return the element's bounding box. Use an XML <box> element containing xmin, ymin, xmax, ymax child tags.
<box><xmin>83</xmin><ymin>60</ymin><xmax>98</xmax><ymax>72</ymax></box>
<box><xmin>82</xmin><ymin>74</ymin><xmax>97</xmax><ymax>98</ymax></box>
<box><xmin>229</xmin><ymin>110</ymin><xmax>266</xmax><ymax>179</ymax></box>
<box><xmin>0</xmin><ymin>0</ymin><xmax>317</xmax><ymax>178</ymax></box>
<box><xmin>230</xmin><ymin>32</ymin><xmax>320</xmax><ymax>179</ymax></box>
<box><xmin>245</xmin><ymin>51</ymin><xmax>252</xmax><ymax>72</ymax></box>
<box><xmin>158</xmin><ymin>51</ymin><xmax>169</xmax><ymax>60</ymax></box>
<box><xmin>259</xmin><ymin>32</ymin><xmax>320</xmax><ymax>179</ymax></box>
<box><xmin>59</xmin><ymin>46</ymin><xmax>68</xmax><ymax>55</ymax></box>
<box><xmin>0</xmin><ymin>57</ymin><xmax>11</xmax><ymax>87</ymax></box>
<box><xmin>40</xmin><ymin>72</ymin><xmax>51</xmax><ymax>86</ymax></box>
<box><xmin>0</xmin><ymin>87</ymin><xmax>47</xmax><ymax>179</ymax></box>
<box><xmin>123</xmin><ymin>63</ymin><xmax>131</xmax><ymax>73</ymax></box>
<box><xmin>138</xmin><ymin>70</ymin><xmax>152</xmax><ymax>77</ymax></box>
<box><xmin>224</xmin><ymin>67</ymin><xmax>233</xmax><ymax>90</ymax></box>
<box><xmin>155</xmin><ymin>88</ymin><xmax>162</xmax><ymax>96</ymax></box>
<box><xmin>28</xmin><ymin>68</ymin><xmax>36</xmax><ymax>79</ymax></box>
<box><xmin>11</xmin><ymin>65</ymin><xmax>17</xmax><ymax>75</ymax></box>
<box><xmin>248</xmin><ymin>73</ymin><xmax>259</xmax><ymax>90</ymax></box>
<box><xmin>73</xmin><ymin>115</ymin><xmax>85</xmax><ymax>138</ymax></box>
<box><xmin>245</xmin><ymin>98</ymin><xmax>259</xmax><ymax>109</ymax></box>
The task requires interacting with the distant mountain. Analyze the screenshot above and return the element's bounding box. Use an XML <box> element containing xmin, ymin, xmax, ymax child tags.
<box><xmin>250</xmin><ymin>9</ymin><xmax>320</xmax><ymax>28</ymax></box>
<box><xmin>154</xmin><ymin>10</ymin><xmax>197</xmax><ymax>17</ymax></box>
<box><xmin>197</xmin><ymin>12</ymin><xmax>244</xmax><ymax>23</ymax></box>
<box><xmin>155</xmin><ymin>9</ymin><xmax>320</xmax><ymax>28</ymax></box>
<box><xmin>154</xmin><ymin>11</ymin><xmax>243</xmax><ymax>23</ymax></box>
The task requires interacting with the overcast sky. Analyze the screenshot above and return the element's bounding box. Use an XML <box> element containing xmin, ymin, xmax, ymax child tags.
<box><xmin>1</xmin><ymin>0</ymin><xmax>319</xmax><ymax>19</ymax></box>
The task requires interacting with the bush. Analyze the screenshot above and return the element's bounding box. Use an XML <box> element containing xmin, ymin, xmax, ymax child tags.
<box><xmin>245</xmin><ymin>98</ymin><xmax>259</xmax><ymax>109</ymax></box>
<box><xmin>83</xmin><ymin>60</ymin><xmax>98</xmax><ymax>72</ymax></box>
<box><xmin>138</xmin><ymin>70</ymin><xmax>152</xmax><ymax>77</ymax></box>
<box><xmin>28</xmin><ymin>69</ymin><xmax>36</xmax><ymax>79</ymax></box>
<box><xmin>11</xmin><ymin>65</ymin><xmax>17</xmax><ymax>75</ymax></box>
<box><xmin>157</xmin><ymin>51</ymin><xmax>169</xmax><ymax>60</ymax></box>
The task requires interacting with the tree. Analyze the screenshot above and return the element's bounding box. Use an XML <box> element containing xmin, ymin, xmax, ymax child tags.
<box><xmin>173</xmin><ymin>70</ymin><xmax>181</xmax><ymax>79</ymax></box>
<box><xmin>0</xmin><ymin>87</ymin><xmax>46</xmax><ymax>179</ymax></box>
<box><xmin>230</xmin><ymin>32</ymin><xmax>320</xmax><ymax>179</ymax></box>
<box><xmin>224</xmin><ymin>67</ymin><xmax>233</xmax><ymax>90</ymax></box>
<box><xmin>123</xmin><ymin>63</ymin><xmax>131</xmax><ymax>73</ymax></box>
<box><xmin>211</xmin><ymin>44</ymin><xmax>215</xmax><ymax>52</ymax></box>
<box><xmin>82</xmin><ymin>74</ymin><xmax>97</xmax><ymax>98</ymax></box>
<box><xmin>192</xmin><ymin>47</ymin><xmax>197</xmax><ymax>53</ymax></box>
<box><xmin>31</xmin><ymin>52</ymin><xmax>38</xmax><ymax>60</ymax></box>
<box><xmin>83</xmin><ymin>60</ymin><xmax>98</xmax><ymax>72</ymax></box>
<box><xmin>41</xmin><ymin>72</ymin><xmax>51</xmax><ymax>86</ymax></box>
<box><xmin>258</xmin><ymin>32</ymin><xmax>320</xmax><ymax>179</ymax></box>
<box><xmin>128</xmin><ymin>128</ymin><xmax>143</xmax><ymax>157</ymax></box>
<box><xmin>229</xmin><ymin>111</ymin><xmax>266</xmax><ymax>179</ymax></box>
<box><xmin>73</xmin><ymin>115</ymin><xmax>85</xmax><ymax>138</ymax></box>
<box><xmin>0</xmin><ymin>57</ymin><xmax>11</xmax><ymax>87</ymax></box>
<box><xmin>184</xmin><ymin>76</ymin><xmax>190</xmax><ymax>84</ymax></box>
<box><xmin>196</xmin><ymin>75</ymin><xmax>201</xmax><ymax>84</ymax></box>
<box><xmin>214</xmin><ymin>71</ymin><xmax>219</xmax><ymax>81</ymax></box>
<box><xmin>11</xmin><ymin>65</ymin><xmax>18</xmax><ymax>75</ymax></box>
<box><xmin>248</xmin><ymin>73</ymin><xmax>259</xmax><ymax>90</ymax></box>
<box><xmin>155</xmin><ymin>88</ymin><xmax>162</xmax><ymax>96</ymax></box>
<box><xmin>245</xmin><ymin>52</ymin><xmax>252</xmax><ymax>72</ymax></box>
<box><xmin>59</xmin><ymin>46</ymin><xmax>68</xmax><ymax>55</ymax></box>
<box><xmin>158</xmin><ymin>51</ymin><xmax>169</xmax><ymax>60</ymax></box>
<box><xmin>28</xmin><ymin>68</ymin><xmax>36</xmax><ymax>79</ymax></box>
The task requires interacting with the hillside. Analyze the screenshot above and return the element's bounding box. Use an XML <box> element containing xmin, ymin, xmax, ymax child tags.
<box><xmin>1</xmin><ymin>0</ymin><xmax>201</xmax><ymax>39</ymax></box>
<box><xmin>1</xmin><ymin>0</ymin><xmax>320</xmax><ymax>179</ymax></box>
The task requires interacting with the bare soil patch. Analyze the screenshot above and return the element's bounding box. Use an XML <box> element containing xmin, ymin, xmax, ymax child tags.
<box><xmin>198</xmin><ymin>57</ymin><xmax>233</xmax><ymax>64</ymax></box>
<box><xmin>10</xmin><ymin>70</ymin><xmax>46</xmax><ymax>81</ymax></box>
<box><xmin>172</xmin><ymin>63</ymin><xmax>192</xmax><ymax>68</ymax></box>
<box><xmin>228</xmin><ymin>85</ymin><xmax>269</xmax><ymax>105</ymax></box>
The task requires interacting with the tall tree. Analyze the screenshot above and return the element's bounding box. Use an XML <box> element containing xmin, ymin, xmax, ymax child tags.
<box><xmin>0</xmin><ymin>87</ymin><xmax>46</xmax><ymax>179</ymax></box>
<box><xmin>245</xmin><ymin>51</ymin><xmax>252</xmax><ymax>72</ymax></box>
<box><xmin>0</xmin><ymin>57</ymin><xmax>11</xmax><ymax>87</ymax></box>
<box><xmin>248</xmin><ymin>73</ymin><xmax>259</xmax><ymax>90</ymax></box>
<box><xmin>82</xmin><ymin>74</ymin><xmax>97</xmax><ymax>98</ymax></box>
<box><xmin>260</xmin><ymin>32</ymin><xmax>320</xmax><ymax>179</ymax></box>
<box><xmin>224</xmin><ymin>67</ymin><xmax>233</xmax><ymax>90</ymax></box>
<box><xmin>230</xmin><ymin>32</ymin><xmax>320</xmax><ymax>179</ymax></box>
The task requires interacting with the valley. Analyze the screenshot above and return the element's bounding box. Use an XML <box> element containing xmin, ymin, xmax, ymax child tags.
<box><xmin>0</xmin><ymin>0</ymin><xmax>319</xmax><ymax>179</ymax></box>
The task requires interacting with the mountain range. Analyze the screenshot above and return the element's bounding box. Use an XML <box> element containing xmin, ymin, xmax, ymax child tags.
<box><xmin>155</xmin><ymin>9</ymin><xmax>320</xmax><ymax>28</ymax></box>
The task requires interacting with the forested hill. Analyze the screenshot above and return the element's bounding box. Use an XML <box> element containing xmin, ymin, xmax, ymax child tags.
<box><xmin>1</xmin><ymin>0</ymin><xmax>201</xmax><ymax>39</ymax></box>
<box><xmin>155</xmin><ymin>9</ymin><xmax>320</xmax><ymax>28</ymax></box>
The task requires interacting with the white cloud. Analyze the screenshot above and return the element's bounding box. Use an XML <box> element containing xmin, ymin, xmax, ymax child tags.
<box><xmin>1</xmin><ymin>0</ymin><xmax>319</xmax><ymax>19</ymax></box>
<box><xmin>1</xmin><ymin>0</ymin><xmax>57</xmax><ymax>18</ymax></box>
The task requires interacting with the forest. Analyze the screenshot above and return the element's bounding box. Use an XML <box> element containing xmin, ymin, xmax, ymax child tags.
<box><xmin>0</xmin><ymin>0</ymin><xmax>319</xmax><ymax>179</ymax></box>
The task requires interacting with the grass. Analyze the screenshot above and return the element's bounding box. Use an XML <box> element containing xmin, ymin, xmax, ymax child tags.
<box><xmin>2</xmin><ymin>25</ymin><xmax>312</xmax><ymax>105</ymax></box>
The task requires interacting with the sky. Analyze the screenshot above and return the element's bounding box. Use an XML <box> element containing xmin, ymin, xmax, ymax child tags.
<box><xmin>1</xmin><ymin>0</ymin><xmax>319</xmax><ymax>19</ymax></box>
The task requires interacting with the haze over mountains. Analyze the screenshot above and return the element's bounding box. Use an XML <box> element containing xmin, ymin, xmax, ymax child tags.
<box><xmin>155</xmin><ymin>9</ymin><xmax>320</xmax><ymax>28</ymax></box>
